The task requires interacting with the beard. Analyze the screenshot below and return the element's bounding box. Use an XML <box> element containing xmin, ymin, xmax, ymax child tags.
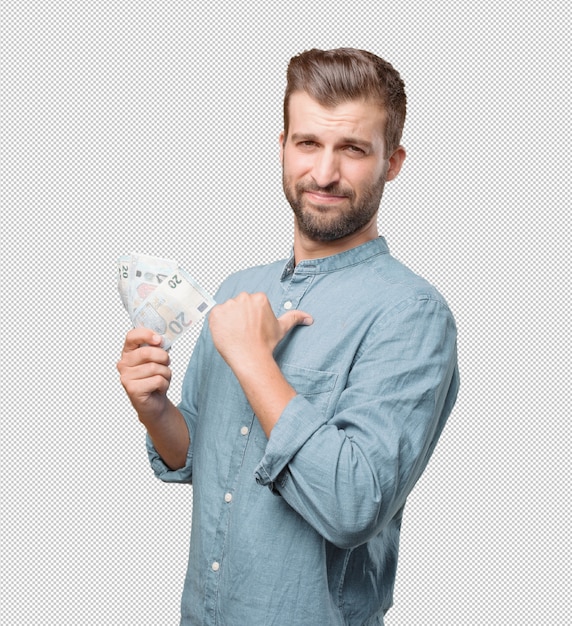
<box><xmin>283</xmin><ymin>172</ymin><xmax>387</xmax><ymax>242</ymax></box>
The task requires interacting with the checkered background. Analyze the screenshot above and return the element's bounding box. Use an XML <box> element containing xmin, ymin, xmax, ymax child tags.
<box><xmin>3</xmin><ymin>1</ymin><xmax>570</xmax><ymax>624</ymax></box>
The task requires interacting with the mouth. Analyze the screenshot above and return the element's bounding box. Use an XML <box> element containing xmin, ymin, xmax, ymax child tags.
<box><xmin>304</xmin><ymin>190</ymin><xmax>348</xmax><ymax>205</ymax></box>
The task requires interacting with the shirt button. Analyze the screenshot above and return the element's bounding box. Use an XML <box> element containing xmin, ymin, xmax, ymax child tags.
<box><xmin>211</xmin><ymin>561</ymin><xmax>220</xmax><ymax>572</ymax></box>
<box><xmin>240</xmin><ymin>426</ymin><xmax>249</xmax><ymax>436</ymax></box>
<box><xmin>284</xmin><ymin>301</ymin><xmax>293</xmax><ymax>310</ymax></box>
<box><xmin>224</xmin><ymin>492</ymin><xmax>232</xmax><ymax>503</ymax></box>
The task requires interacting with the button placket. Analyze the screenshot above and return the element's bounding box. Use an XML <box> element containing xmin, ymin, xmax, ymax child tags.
<box><xmin>206</xmin><ymin>417</ymin><xmax>254</xmax><ymax>598</ymax></box>
<box><xmin>279</xmin><ymin>273</ymin><xmax>314</xmax><ymax>313</ymax></box>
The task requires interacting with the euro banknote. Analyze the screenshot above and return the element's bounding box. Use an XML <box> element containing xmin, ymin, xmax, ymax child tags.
<box><xmin>117</xmin><ymin>253</ymin><xmax>215</xmax><ymax>349</ymax></box>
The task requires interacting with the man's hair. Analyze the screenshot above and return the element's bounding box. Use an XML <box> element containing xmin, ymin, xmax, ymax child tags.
<box><xmin>283</xmin><ymin>48</ymin><xmax>407</xmax><ymax>155</ymax></box>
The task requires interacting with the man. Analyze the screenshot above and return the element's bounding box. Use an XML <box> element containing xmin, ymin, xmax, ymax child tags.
<box><xmin>118</xmin><ymin>48</ymin><xmax>459</xmax><ymax>625</ymax></box>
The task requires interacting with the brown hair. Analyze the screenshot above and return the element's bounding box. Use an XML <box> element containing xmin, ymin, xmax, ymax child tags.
<box><xmin>283</xmin><ymin>48</ymin><xmax>407</xmax><ymax>155</ymax></box>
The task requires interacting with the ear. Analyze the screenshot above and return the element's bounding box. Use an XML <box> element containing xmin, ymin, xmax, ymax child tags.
<box><xmin>386</xmin><ymin>145</ymin><xmax>406</xmax><ymax>182</ymax></box>
<box><xmin>279</xmin><ymin>131</ymin><xmax>285</xmax><ymax>164</ymax></box>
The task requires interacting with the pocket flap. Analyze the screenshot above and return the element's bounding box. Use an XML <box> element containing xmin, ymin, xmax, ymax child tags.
<box><xmin>281</xmin><ymin>363</ymin><xmax>337</xmax><ymax>396</ymax></box>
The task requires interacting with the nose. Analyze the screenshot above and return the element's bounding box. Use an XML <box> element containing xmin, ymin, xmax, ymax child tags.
<box><xmin>311</xmin><ymin>150</ymin><xmax>340</xmax><ymax>188</ymax></box>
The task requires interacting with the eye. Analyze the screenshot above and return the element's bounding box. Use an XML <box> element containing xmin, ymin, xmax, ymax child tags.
<box><xmin>345</xmin><ymin>145</ymin><xmax>366</xmax><ymax>155</ymax></box>
<box><xmin>295</xmin><ymin>140</ymin><xmax>319</xmax><ymax>153</ymax></box>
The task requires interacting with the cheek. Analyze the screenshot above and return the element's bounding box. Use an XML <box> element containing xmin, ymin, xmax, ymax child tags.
<box><xmin>283</xmin><ymin>150</ymin><xmax>313</xmax><ymax>179</ymax></box>
<box><xmin>350</xmin><ymin>163</ymin><xmax>387</xmax><ymax>192</ymax></box>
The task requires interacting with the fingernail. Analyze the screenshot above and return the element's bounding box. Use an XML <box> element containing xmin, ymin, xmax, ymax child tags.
<box><xmin>303</xmin><ymin>317</ymin><xmax>313</xmax><ymax>326</ymax></box>
<box><xmin>152</xmin><ymin>334</ymin><xmax>162</xmax><ymax>344</ymax></box>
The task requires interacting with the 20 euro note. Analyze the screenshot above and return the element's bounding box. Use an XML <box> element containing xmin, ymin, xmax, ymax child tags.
<box><xmin>117</xmin><ymin>254</ymin><xmax>131</xmax><ymax>311</ymax></box>
<box><xmin>131</xmin><ymin>266</ymin><xmax>216</xmax><ymax>349</ymax></box>
<box><xmin>127</xmin><ymin>253</ymin><xmax>179</xmax><ymax>317</ymax></box>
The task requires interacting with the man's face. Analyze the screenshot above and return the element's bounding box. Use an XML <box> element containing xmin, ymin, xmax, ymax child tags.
<box><xmin>280</xmin><ymin>91</ymin><xmax>392</xmax><ymax>242</ymax></box>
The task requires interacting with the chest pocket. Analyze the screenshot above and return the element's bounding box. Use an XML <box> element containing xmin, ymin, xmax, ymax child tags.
<box><xmin>252</xmin><ymin>363</ymin><xmax>339</xmax><ymax>451</ymax></box>
<box><xmin>280</xmin><ymin>363</ymin><xmax>338</xmax><ymax>416</ymax></box>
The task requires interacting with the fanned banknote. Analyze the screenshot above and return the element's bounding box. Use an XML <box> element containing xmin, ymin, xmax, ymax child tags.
<box><xmin>117</xmin><ymin>253</ymin><xmax>215</xmax><ymax>349</ymax></box>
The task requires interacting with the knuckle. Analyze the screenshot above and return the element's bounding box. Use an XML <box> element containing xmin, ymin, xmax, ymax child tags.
<box><xmin>139</xmin><ymin>345</ymin><xmax>153</xmax><ymax>360</ymax></box>
<box><xmin>253</xmin><ymin>292</ymin><xmax>268</xmax><ymax>304</ymax></box>
<box><xmin>119</xmin><ymin>373</ymin><xmax>130</xmax><ymax>390</ymax></box>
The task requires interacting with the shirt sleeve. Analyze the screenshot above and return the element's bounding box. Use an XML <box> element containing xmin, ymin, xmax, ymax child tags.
<box><xmin>146</xmin><ymin>430</ymin><xmax>193</xmax><ymax>483</ymax></box>
<box><xmin>145</xmin><ymin>322</ymin><xmax>210</xmax><ymax>484</ymax></box>
<box><xmin>145</xmin><ymin>268</ymin><xmax>267</xmax><ymax>484</ymax></box>
<box><xmin>254</xmin><ymin>295</ymin><xmax>460</xmax><ymax>549</ymax></box>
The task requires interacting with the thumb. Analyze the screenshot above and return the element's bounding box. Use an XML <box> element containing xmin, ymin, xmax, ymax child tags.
<box><xmin>277</xmin><ymin>309</ymin><xmax>313</xmax><ymax>337</ymax></box>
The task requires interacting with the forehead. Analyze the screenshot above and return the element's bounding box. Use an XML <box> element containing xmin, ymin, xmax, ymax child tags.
<box><xmin>287</xmin><ymin>91</ymin><xmax>386</xmax><ymax>143</ymax></box>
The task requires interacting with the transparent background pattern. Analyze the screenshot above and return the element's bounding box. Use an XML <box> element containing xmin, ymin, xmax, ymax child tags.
<box><xmin>3</xmin><ymin>1</ymin><xmax>570</xmax><ymax>624</ymax></box>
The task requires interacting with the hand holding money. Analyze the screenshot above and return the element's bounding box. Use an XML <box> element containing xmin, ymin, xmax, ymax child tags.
<box><xmin>117</xmin><ymin>253</ymin><xmax>215</xmax><ymax>349</ymax></box>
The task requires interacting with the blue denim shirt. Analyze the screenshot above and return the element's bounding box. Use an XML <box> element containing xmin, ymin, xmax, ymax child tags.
<box><xmin>147</xmin><ymin>237</ymin><xmax>459</xmax><ymax>625</ymax></box>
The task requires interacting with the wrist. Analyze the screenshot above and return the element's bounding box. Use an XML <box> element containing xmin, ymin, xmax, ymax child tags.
<box><xmin>137</xmin><ymin>397</ymin><xmax>170</xmax><ymax>427</ymax></box>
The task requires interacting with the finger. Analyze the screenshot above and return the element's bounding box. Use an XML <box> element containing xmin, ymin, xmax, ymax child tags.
<box><xmin>123</xmin><ymin>327</ymin><xmax>164</xmax><ymax>353</ymax></box>
<box><xmin>117</xmin><ymin>346</ymin><xmax>170</xmax><ymax>376</ymax></box>
<box><xmin>277</xmin><ymin>309</ymin><xmax>313</xmax><ymax>336</ymax></box>
<box><xmin>121</xmin><ymin>361</ymin><xmax>172</xmax><ymax>383</ymax></box>
<box><xmin>122</xmin><ymin>373</ymin><xmax>171</xmax><ymax>400</ymax></box>
<box><xmin>120</xmin><ymin>373</ymin><xmax>171</xmax><ymax>402</ymax></box>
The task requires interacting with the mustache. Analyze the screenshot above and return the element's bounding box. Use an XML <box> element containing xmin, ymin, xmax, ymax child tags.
<box><xmin>295</xmin><ymin>181</ymin><xmax>354</xmax><ymax>198</ymax></box>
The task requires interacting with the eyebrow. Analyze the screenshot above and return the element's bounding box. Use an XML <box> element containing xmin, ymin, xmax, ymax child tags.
<box><xmin>290</xmin><ymin>133</ymin><xmax>374</xmax><ymax>151</ymax></box>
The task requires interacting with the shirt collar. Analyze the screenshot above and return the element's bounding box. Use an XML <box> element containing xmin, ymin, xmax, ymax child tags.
<box><xmin>280</xmin><ymin>236</ymin><xmax>390</xmax><ymax>280</ymax></box>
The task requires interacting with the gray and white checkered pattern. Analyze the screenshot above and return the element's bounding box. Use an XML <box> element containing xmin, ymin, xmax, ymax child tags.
<box><xmin>3</xmin><ymin>1</ymin><xmax>570</xmax><ymax>624</ymax></box>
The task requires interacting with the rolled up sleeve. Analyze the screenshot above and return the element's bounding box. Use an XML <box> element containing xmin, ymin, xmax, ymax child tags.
<box><xmin>256</xmin><ymin>296</ymin><xmax>459</xmax><ymax>549</ymax></box>
<box><xmin>254</xmin><ymin>393</ymin><xmax>329</xmax><ymax>489</ymax></box>
<box><xmin>146</xmin><ymin>429</ymin><xmax>193</xmax><ymax>483</ymax></box>
<box><xmin>145</xmin><ymin>323</ymin><xmax>211</xmax><ymax>484</ymax></box>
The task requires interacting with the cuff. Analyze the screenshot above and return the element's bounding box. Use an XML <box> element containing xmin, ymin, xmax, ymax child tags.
<box><xmin>146</xmin><ymin>432</ymin><xmax>193</xmax><ymax>483</ymax></box>
<box><xmin>254</xmin><ymin>393</ymin><xmax>327</xmax><ymax>489</ymax></box>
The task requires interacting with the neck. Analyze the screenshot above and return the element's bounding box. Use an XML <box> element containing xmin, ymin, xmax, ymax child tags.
<box><xmin>293</xmin><ymin>218</ymin><xmax>379</xmax><ymax>263</ymax></box>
